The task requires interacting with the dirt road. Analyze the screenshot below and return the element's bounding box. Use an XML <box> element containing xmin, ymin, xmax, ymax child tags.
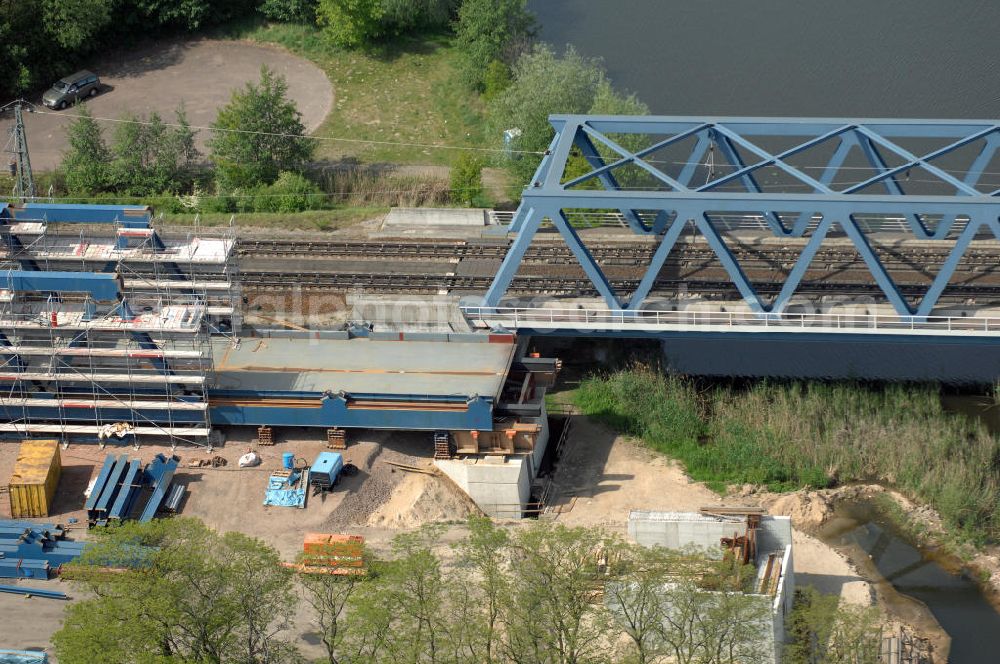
<box><xmin>1</xmin><ymin>39</ymin><xmax>333</xmax><ymax>171</ymax></box>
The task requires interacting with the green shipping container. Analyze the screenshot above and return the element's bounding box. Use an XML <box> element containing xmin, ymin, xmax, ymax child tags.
<box><xmin>8</xmin><ymin>439</ymin><xmax>62</xmax><ymax>519</ymax></box>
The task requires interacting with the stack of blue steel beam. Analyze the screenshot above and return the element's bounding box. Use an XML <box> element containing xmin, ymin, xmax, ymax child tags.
<box><xmin>86</xmin><ymin>453</ymin><xmax>180</xmax><ymax>526</ymax></box>
<box><xmin>0</xmin><ymin>520</ymin><xmax>87</xmax><ymax>578</ymax></box>
<box><xmin>139</xmin><ymin>454</ymin><xmax>179</xmax><ymax>523</ymax></box>
<box><xmin>0</xmin><ymin>650</ymin><xmax>48</xmax><ymax>663</ymax></box>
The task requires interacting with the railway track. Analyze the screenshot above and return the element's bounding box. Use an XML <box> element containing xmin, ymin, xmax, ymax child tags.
<box><xmin>238</xmin><ymin>239</ymin><xmax>1000</xmax><ymax>269</ymax></box>
<box><xmin>238</xmin><ymin>271</ymin><xmax>1000</xmax><ymax>297</ymax></box>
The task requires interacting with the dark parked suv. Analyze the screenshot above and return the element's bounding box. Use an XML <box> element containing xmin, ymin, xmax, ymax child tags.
<box><xmin>42</xmin><ymin>71</ymin><xmax>101</xmax><ymax>110</ymax></box>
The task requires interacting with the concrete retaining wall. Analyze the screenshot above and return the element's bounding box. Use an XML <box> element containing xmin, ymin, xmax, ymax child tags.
<box><xmin>628</xmin><ymin>511</ymin><xmax>746</xmax><ymax>556</ymax></box>
<box><xmin>436</xmin><ymin>456</ymin><xmax>531</xmax><ymax>518</ymax></box>
<box><xmin>384</xmin><ymin>207</ymin><xmax>487</xmax><ymax>228</ymax></box>
<box><xmin>627</xmin><ymin>511</ymin><xmax>795</xmax><ymax>663</ymax></box>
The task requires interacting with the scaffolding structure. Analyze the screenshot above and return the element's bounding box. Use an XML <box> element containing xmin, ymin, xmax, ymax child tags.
<box><xmin>0</xmin><ymin>286</ymin><xmax>214</xmax><ymax>446</ymax></box>
<box><xmin>0</xmin><ymin>204</ymin><xmax>239</xmax><ymax>448</ymax></box>
<box><xmin>0</xmin><ymin>213</ymin><xmax>241</xmax><ymax>333</ymax></box>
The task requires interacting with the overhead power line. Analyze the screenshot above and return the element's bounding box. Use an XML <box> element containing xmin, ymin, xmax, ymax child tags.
<box><xmin>30</xmin><ymin>108</ymin><xmax>547</xmax><ymax>156</ymax></box>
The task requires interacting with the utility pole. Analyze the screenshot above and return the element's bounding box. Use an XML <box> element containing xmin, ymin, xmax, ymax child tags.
<box><xmin>2</xmin><ymin>99</ymin><xmax>36</xmax><ymax>201</ymax></box>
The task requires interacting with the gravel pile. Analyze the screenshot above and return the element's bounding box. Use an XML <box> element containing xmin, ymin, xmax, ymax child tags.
<box><xmin>326</xmin><ymin>441</ymin><xmax>422</xmax><ymax>528</ymax></box>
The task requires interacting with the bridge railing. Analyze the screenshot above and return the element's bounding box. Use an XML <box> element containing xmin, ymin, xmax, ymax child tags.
<box><xmin>486</xmin><ymin>210</ymin><xmax>980</xmax><ymax>236</ymax></box>
<box><xmin>461</xmin><ymin>306</ymin><xmax>1000</xmax><ymax>336</ymax></box>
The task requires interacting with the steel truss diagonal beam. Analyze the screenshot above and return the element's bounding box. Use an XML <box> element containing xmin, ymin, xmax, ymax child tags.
<box><xmin>485</xmin><ymin>115</ymin><xmax>1000</xmax><ymax>317</ymax></box>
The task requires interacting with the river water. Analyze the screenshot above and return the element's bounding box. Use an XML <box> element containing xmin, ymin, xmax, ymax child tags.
<box><xmin>528</xmin><ymin>0</ymin><xmax>1000</xmax><ymax>118</ymax></box>
<box><xmin>820</xmin><ymin>501</ymin><xmax>1000</xmax><ymax>663</ymax></box>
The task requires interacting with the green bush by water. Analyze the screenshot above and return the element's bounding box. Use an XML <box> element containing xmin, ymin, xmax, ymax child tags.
<box><xmin>575</xmin><ymin>369</ymin><xmax>1000</xmax><ymax>543</ymax></box>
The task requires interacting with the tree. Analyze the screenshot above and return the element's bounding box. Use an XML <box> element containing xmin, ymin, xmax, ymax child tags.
<box><xmin>605</xmin><ymin>545</ymin><xmax>677</xmax><ymax>664</ymax></box>
<box><xmin>260</xmin><ymin>0</ymin><xmax>318</xmax><ymax>23</ymax></box>
<box><xmin>120</xmin><ymin>0</ymin><xmax>247</xmax><ymax>31</ymax></box>
<box><xmin>108</xmin><ymin>112</ymin><xmax>150</xmax><ymax>193</ymax></box>
<box><xmin>53</xmin><ymin>518</ymin><xmax>299</xmax><ymax>664</ymax></box>
<box><xmin>61</xmin><ymin>105</ymin><xmax>110</xmax><ymax>195</ymax></box>
<box><xmin>454</xmin><ymin>0</ymin><xmax>535</xmax><ymax>90</ymax></box>
<box><xmin>208</xmin><ymin>66</ymin><xmax>315</xmax><ymax>190</ymax></box>
<box><xmin>785</xmin><ymin>587</ymin><xmax>884</xmax><ymax>664</ymax></box>
<box><xmin>298</xmin><ymin>545</ymin><xmax>370</xmax><ymax>664</ymax></box>
<box><xmin>450</xmin><ymin>152</ymin><xmax>485</xmax><ymax>207</ymax></box>
<box><xmin>341</xmin><ymin>526</ymin><xmax>453</xmax><ymax>663</ymax></box>
<box><xmin>316</xmin><ymin>0</ymin><xmax>385</xmax><ymax>48</ymax></box>
<box><xmin>453</xmin><ymin>516</ymin><xmax>510</xmax><ymax>664</ymax></box>
<box><xmin>489</xmin><ymin>45</ymin><xmax>651</xmax><ymax>189</ymax></box>
<box><xmin>606</xmin><ymin>544</ymin><xmax>774</xmax><ymax>664</ymax></box>
<box><xmin>42</xmin><ymin>0</ymin><xmax>112</xmax><ymax>50</ymax></box>
<box><xmin>381</xmin><ymin>0</ymin><xmax>457</xmax><ymax>34</ymax></box>
<box><xmin>103</xmin><ymin>108</ymin><xmax>199</xmax><ymax>195</ymax></box>
<box><xmin>488</xmin><ymin>45</ymin><xmax>608</xmax><ymax>183</ymax></box>
<box><xmin>502</xmin><ymin>522</ymin><xmax>616</xmax><ymax>664</ymax></box>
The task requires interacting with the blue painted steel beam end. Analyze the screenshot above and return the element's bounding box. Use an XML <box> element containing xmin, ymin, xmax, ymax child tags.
<box><xmin>3</xmin><ymin>202</ymin><xmax>151</xmax><ymax>228</ymax></box>
<box><xmin>2</xmin><ymin>270</ymin><xmax>121</xmax><ymax>301</ymax></box>
<box><xmin>0</xmin><ymin>583</ymin><xmax>68</xmax><ymax>600</ymax></box>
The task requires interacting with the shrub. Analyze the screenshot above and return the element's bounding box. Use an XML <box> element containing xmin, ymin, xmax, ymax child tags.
<box><xmin>482</xmin><ymin>59</ymin><xmax>511</xmax><ymax>101</ymax></box>
<box><xmin>255</xmin><ymin>171</ymin><xmax>324</xmax><ymax>212</ymax></box>
<box><xmin>381</xmin><ymin>0</ymin><xmax>457</xmax><ymax>34</ymax></box>
<box><xmin>449</xmin><ymin>152</ymin><xmax>485</xmax><ymax>206</ymax></box>
<box><xmin>260</xmin><ymin>0</ymin><xmax>317</xmax><ymax>23</ymax></box>
<box><xmin>316</xmin><ymin>0</ymin><xmax>385</xmax><ymax>48</ymax></box>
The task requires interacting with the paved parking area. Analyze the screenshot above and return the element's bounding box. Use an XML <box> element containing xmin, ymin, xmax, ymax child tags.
<box><xmin>1</xmin><ymin>38</ymin><xmax>333</xmax><ymax>171</ymax></box>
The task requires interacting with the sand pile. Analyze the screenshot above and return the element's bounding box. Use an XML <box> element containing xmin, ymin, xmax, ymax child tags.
<box><xmin>326</xmin><ymin>441</ymin><xmax>477</xmax><ymax>529</ymax></box>
<box><xmin>367</xmin><ymin>469</ymin><xmax>480</xmax><ymax>529</ymax></box>
<box><xmin>753</xmin><ymin>484</ymin><xmax>888</xmax><ymax>531</ymax></box>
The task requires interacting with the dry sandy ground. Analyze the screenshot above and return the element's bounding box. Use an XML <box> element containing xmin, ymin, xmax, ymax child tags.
<box><xmin>548</xmin><ymin>415</ymin><xmax>873</xmax><ymax>606</ymax></box>
<box><xmin>0</xmin><ymin>427</ymin><xmax>476</xmax><ymax>658</ymax></box>
<box><xmin>1</xmin><ymin>38</ymin><xmax>333</xmax><ymax>171</ymax></box>
<box><xmin>0</xmin><ymin>416</ymin><xmax>880</xmax><ymax>658</ymax></box>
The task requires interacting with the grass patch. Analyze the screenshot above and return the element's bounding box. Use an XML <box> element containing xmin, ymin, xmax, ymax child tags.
<box><xmin>575</xmin><ymin>368</ymin><xmax>1000</xmax><ymax>544</ymax></box>
<box><xmin>160</xmin><ymin>206</ymin><xmax>384</xmax><ymax>231</ymax></box>
<box><xmin>227</xmin><ymin>22</ymin><xmax>488</xmax><ymax>166</ymax></box>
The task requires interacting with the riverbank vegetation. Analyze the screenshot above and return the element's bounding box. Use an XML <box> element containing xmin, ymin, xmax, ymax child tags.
<box><xmin>575</xmin><ymin>368</ymin><xmax>1000</xmax><ymax>545</ymax></box>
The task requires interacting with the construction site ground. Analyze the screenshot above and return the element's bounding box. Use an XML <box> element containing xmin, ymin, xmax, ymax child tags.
<box><xmin>0</xmin><ymin>416</ymin><xmax>875</xmax><ymax>659</ymax></box>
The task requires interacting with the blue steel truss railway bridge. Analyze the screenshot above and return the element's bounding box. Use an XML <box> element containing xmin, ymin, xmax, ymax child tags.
<box><xmin>236</xmin><ymin>115</ymin><xmax>1000</xmax><ymax>382</ymax></box>
<box><xmin>2</xmin><ymin>113</ymin><xmax>1000</xmax><ymax>451</ymax></box>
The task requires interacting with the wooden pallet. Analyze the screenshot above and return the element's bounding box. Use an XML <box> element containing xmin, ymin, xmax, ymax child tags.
<box><xmin>326</xmin><ymin>428</ymin><xmax>346</xmax><ymax>450</ymax></box>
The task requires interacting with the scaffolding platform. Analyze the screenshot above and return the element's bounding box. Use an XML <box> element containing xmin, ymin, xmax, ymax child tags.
<box><xmin>7</xmin><ymin>236</ymin><xmax>235</xmax><ymax>266</ymax></box>
<box><xmin>123</xmin><ymin>278</ymin><xmax>234</xmax><ymax>291</ymax></box>
<box><xmin>0</xmin><ymin>345</ymin><xmax>204</xmax><ymax>359</ymax></box>
<box><xmin>0</xmin><ymin>304</ymin><xmax>205</xmax><ymax>333</ymax></box>
<box><xmin>0</xmin><ymin>372</ymin><xmax>206</xmax><ymax>385</ymax></box>
<box><xmin>0</xmin><ymin>423</ymin><xmax>211</xmax><ymax>437</ymax></box>
<box><xmin>0</xmin><ymin>204</ymin><xmax>239</xmax><ymax>447</ymax></box>
<box><xmin>0</xmin><ymin>397</ymin><xmax>208</xmax><ymax>411</ymax></box>
<box><xmin>5</xmin><ymin>222</ymin><xmax>46</xmax><ymax>235</ymax></box>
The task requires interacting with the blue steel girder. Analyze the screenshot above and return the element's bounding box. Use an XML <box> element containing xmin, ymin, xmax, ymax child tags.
<box><xmin>488</xmin><ymin>115</ymin><xmax>1000</xmax><ymax>318</ymax></box>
